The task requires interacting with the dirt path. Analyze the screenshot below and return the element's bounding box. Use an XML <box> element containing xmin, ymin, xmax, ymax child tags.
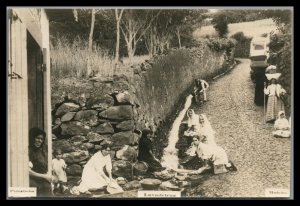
<box><xmin>189</xmin><ymin>59</ymin><xmax>291</xmax><ymax>197</ymax></box>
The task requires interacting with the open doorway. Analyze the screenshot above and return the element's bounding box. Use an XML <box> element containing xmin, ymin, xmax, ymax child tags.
<box><xmin>27</xmin><ymin>31</ymin><xmax>44</xmax><ymax>130</ymax></box>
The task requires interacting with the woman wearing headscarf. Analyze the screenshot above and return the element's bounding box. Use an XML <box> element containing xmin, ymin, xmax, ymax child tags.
<box><xmin>181</xmin><ymin>112</ymin><xmax>216</xmax><ymax>169</ymax></box>
<box><xmin>273</xmin><ymin>111</ymin><xmax>291</xmax><ymax>138</ymax></box>
<box><xmin>189</xmin><ymin>135</ymin><xmax>234</xmax><ymax>174</ymax></box>
<box><xmin>28</xmin><ymin>128</ymin><xmax>53</xmax><ymax>197</ymax></box>
<box><xmin>197</xmin><ymin>114</ymin><xmax>216</xmax><ymax>146</ymax></box>
<box><xmin>264</xmin><ymin>78</ymin><xmax>286</xmax><ymax>122</ymax></box>
<box><xmin>137</xmin><ymin>129</ymin><xmax>165</xmax><ymax>172</ymax></box>
<box><xmin>184</xmin><ymin>109</ymin><xmax>200</xmax><ymax>137</ymax></box>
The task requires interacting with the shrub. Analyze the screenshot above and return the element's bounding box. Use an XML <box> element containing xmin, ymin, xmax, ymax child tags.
<box><xmin>230</xmin><ymin>32</ymin><xmax>252</xmax><ymax>58</ymax></box>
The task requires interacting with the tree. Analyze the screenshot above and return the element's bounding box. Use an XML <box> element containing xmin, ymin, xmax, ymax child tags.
<box><xmin>120</xmin><ymin>9</ymin><xmax>161</xmax><ymax>64</ymax></box>
<box><xmin>88</xmin><ymin>9</ymin><xmax>96</xmax><ymax>53</ymax></box>
<box><xmin>115</xmin><ymin>9</ymin><xmax>124</xmax><ymax>64</ymax></box>
<box><xmin>212</xmin><ymin>13</ymin><xmax>228</xmax><ymax>38</ymax></box>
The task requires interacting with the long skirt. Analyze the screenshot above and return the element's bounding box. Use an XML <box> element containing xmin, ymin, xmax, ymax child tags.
<box><xmin>254</xmin><ymin>83</ymin><xmax>265</xmax><ymax>106</ymax></box>
<box><xmin>30</xmin><ymin>177</ymin><xmax>53</xmax><ymax>197</ymax></box>
<box><xmin>266</xmin><ymin>95</ymin><xmax>285</xmax><ymax>122</ymax></box>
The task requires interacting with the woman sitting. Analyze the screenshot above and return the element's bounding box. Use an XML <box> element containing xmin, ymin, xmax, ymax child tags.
<box><xmin>197</xmin><ymin>114</ymin><xmax>217</xmax><ymax>146</ymax></box>
<box><xmin>28</xmin><ymin>128</ymin><xmax>53</xmax><ymax>197</ymax></box>
<box><xmin>184</xmin><ymin>110</ymin><xmax>216</xmax><ymax>146</ymax></box>
<box><xmin>273</xmin><ymin>111</ymin><xmax>291</xmax><ymax>138</ymax></box>
<box><xmin>184</xmin><ymin>109</ymin><xmax>200</xmax><ymax>137</ymax></box>
<box><xmin>71</xmin><ymin>145</ymin><xmax>123</xmax><ymax>195</ymax></box>
<box><xmin>177</xmin><ymin>135</ymin><xmax>236</xmax><ymax>175</ymax></box>
<box><xmin>137</xmin><ymin>129</ymin><xmax>166</xmax><ymax>172</ymax></box>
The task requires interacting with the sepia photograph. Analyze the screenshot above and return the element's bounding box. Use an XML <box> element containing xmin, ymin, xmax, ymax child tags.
<box><xmin>7</xmin><ymin>7</ymin><xmax>293</xmax><ymax>199</ymax></box>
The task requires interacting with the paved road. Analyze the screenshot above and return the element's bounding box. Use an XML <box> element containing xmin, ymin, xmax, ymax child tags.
<box><xmin>189</xmin><ymin>59</ymin><xmax>292</xmax><ymax>198</ymax></box>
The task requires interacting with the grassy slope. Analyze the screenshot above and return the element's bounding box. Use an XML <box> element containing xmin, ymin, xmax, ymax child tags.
<box><xmin>193</xmin><ymin>18</ymin><xmax>278</xmax><ymax>39</ymax></box>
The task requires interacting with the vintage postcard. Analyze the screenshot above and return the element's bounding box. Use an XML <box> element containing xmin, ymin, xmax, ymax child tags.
<box><xmin>7</xmin><ymin>7</ymin><xmax>293</xmax><ymax>199</ymax></box>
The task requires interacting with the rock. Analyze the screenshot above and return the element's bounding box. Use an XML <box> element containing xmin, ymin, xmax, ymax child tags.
<box><xmin>52</xmin><ymin>133</ymin><xmax>57</xmax><ymax>140</ymax></box>
<box><xmin>115</xmin><ymin>91</ymin><xmax>134</xmax><ymax>105</ymax></box>
<box><xmin>133</xmin><ymin>161</ymin><xmax>148</xmax><ymax>176</ymax></box>
<box><xmin>74</xmin><ymin>110</ymin><xmax>99</xmax><ymax>127</ymax></box>
<box><xmin>69</xmin><ymin>135</ymin><xmax>88</xmax><ymax>143</ymax></box>
<box><xmin>187</xmin><ymin>175</ymin><xmax>204</xmax><ymax>186</ymax></box>
<box><xmin>61</xmin><ymin>112</ymin><xmax>76</xmax><ymax>122</ymax></box>
<box><xmin>86</xmin><ymin>95</ymin><xmax>114</xmax><ymax>110</ymax></box>
<box><xmin>100</xmin><ymin>137</ymin><xmax>113</xmax><ymax>147</ymax></box>
<box><xmin>52</xmin><ymin>139</ymin><xmax>75</xmax><ymax>153</ymax></box>
<box><xmin>113</xmin><ymin>81</ymin><xmax>130</xmax><ymax>92</ymax></box>
<box><xmin>78</xmin><ymin>94</ymin><xmax>87</xmax><ymax>107</ymax></box>
<box><xmin>94</xmin><ymin>145</ymin><xmax>102</xmax><ymax>151</ymax></box>
<box><xmin>122</xmin><ymin>180</ymin><xmax>141</xmax><ymax>191</ymax></box>
<box><xmin>113</xmin><ymin>75</ymin><xmax>128</xmax><ymax>82</ymax></box>
<box><xmin>111</xmin><ymin>131</ymin><xmax>136</xmax><ymax>146</ymax></box>
<box><xmin>52</xmin><ymin>124</ymin><xmax>62</xmax><ymax>137</ymax></box>
<box><xmin>86</xmin><ymin>132</ymin><xmax>105</xmax><ymax>144</ymax></box>
<box><xmin>140</xmin><ymin>179</ymin><xmax>162</xmax><ymax>190</ymax></box>
<box><xmin>90</xmin><ymin>76</ymin><xmax>114</xmax><ymax>83</ymax></box>
<box><xmin>61</xmin><ymin>121</ymin><xmax>90</xmax><ymax>136</ymax></box>
<box><xmin>80</xmin><ymin>142</ymin><xmax>95</xmax><ymax>150</ymax></box>
<box><xmin>132</xmin><ymin>133</ymin><xmax>140</xmax><ymax>145</ymax></box>
<box><xmin>92</xmin><ymin>122</ymin><xmax>114</xmax><ymax>134</ymax></box>
<box><xmin>160</xmin><ymin>181</ymin><xmax>180</xmax><ymax>191</ymax></box>
<box><xmin>116</xmin><ymin>120</ymin><xmax>134</xmax><ymax>131</ymax></box>
<box><xmin>99</xmin><ymin>106</ymin><xmax>133</xmax><ymax>121</ymax></box>
<box><xmin>66</xmin><ymin>164</ymin><xmax>83</xmax><ymax>176</ymax></box>
<box><xmin>63</xmin><ymin>151</ymin><xmax>89</xmax><ymax>164</ymax></box>
<box><xmin>153</xmin><ymin>170</ymin><xmax>175</xmax><ymax>181</ymax></box>
<box><xmin>54</xmin><ymin>118</ymin><xmax>62</xmax><ymax>125</ymax></box>
<box><xmin>116</xmin><ymin>145</ymin><xmax>137</xmax><ymax>162</ymax></box>
<box><xmin>72</xmin><ymin>142</ymin><xmax>82</xmax><ymax>148</ymax></box>
<box><xmin>67</xmin><ymin>176</ymin><xmax>81</xmax><ymax>187</ymax></box>
<box><xmin>112</xmin><ymin>160</ymin><xmax>133</xmax><ymax>180</ymax></box>
<box><xmin>78</xmin><ymin>160</ymin><xmax>88</xmax><ymax>165</ymax></box>
<box><xmin>55</xmin><ymin>102</ymin><xmax>80</xmax><ymax>117</ymax></box>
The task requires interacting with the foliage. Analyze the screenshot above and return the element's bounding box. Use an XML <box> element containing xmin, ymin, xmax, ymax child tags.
<box><xmin>50</xmin><ymin>36</ymin><xmax>114</xmax><ymax>79</ymax></box>
<box><xmin>212</xmin><ymin>13</ymin><xmax>229</xmax><ymax>38</ymax></box>
<box><xmin>206</xmin><ymin>38</ymin><xmax>236</xmax><ymax>53</ymax></box>
<box><xmin>267</xmin><ymin>9</ymin><xmax>292</xmax><ymax>114</ymax></box>
<box><xmin>230</xmin><ymin>32</ymin><xmax>252</xmax><ymax>58</ymax></box>
<box><xmin>211</xmin><ymin>10</ymin><xmax>267</xmax><ymax>24</ymax></box>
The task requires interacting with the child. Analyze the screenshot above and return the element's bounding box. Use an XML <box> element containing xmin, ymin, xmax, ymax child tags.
<box><xmin>273</xmin><ymin>111</ymin><xmax>291</xmax><ymax>138</ymax></box>
<box><xmin>52</xmin><ymin>149</ymin><xmax>68</xmax><ymax>194</ymax></box>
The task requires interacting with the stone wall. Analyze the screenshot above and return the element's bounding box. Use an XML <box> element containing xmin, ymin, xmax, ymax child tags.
<box><xmin>51</xmin><ymin>44</ymin><xmax>234</xmax><ymax>183</ymax></box>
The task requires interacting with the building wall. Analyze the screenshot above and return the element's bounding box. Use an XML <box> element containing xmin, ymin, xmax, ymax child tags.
<box><xmin>8</xmin><ymin>8</ymin><xmax>51</xmax><ymax>188</ymax></box>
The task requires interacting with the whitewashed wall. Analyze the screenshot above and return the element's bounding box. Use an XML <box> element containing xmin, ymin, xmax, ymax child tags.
<box><xmin>8</xmin><ymin>8</ymin><xmax>51</xmax><ymax>187</ymax></box>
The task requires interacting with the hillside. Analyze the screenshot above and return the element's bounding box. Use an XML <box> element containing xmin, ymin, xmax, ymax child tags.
<box><xmin>193</xmin><ymin>18</ymin><xmax>278</xmax><ymax>39</ymax></box>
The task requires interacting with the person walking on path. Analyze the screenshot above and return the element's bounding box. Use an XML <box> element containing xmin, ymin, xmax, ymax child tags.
<box><xmin>264</xmin><ymin>78</ymin><xmax>286</xmax><ymax>123</ymax></box>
